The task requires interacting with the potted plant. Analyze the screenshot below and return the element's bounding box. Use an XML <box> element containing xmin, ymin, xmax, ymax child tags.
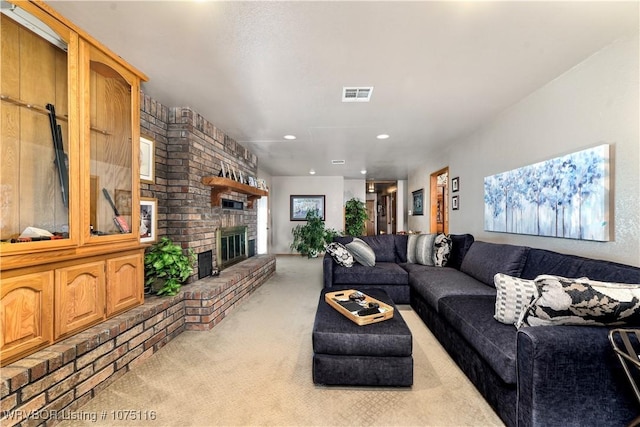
<box><xmin>344</xmin><ymin>198</ymin><xmax>368</xmax><ymax>236</ymax></box>
<box><xmin>144</xmin><ymin>237</ymin><xmax>196</xmax><ymax>296</ymax></box>
<box><xmin>290</xmin><ymin>209</ymin><xmax>339</xmax><ymax>257</ymax></box>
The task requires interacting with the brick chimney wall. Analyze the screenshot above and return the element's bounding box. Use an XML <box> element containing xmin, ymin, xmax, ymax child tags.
<box><xmin>140</xmin><ymin>93</ymin><xmax>260</xmax><ymax>280</ymax></box>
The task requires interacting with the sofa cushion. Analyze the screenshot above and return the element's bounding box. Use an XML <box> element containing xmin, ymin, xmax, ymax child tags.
<box><xmin>448</xmin><ymin>234</ymin><xmax>475</xmax><ymax>270</ymax></box>
<box><xmin>439</xmin><ymin>295</ymin><xmax>518</xmax><ymax>384</ymax></box>
<box><xmin>325</xmin><ymin>242</ymin><xmax>354</xmax><ymax>267</ymax></box>
<box><xmin>460</xmin><ymin>242</ymin><xmax>530</xmax><ymax>287</ymax></box>
<box><xmin>521</xmin><ymin>248</ymin><xmax>640</xmax><ymax>284</ymax></box>
<box><xmin>415</xmin><ymin>233</ymin><xmax>437</xmax><ymax>266</ymax></box>
<box><xmin>334</xmin><ymin>262</ymin><xmax>408</xmax><ymax>286</ymax></box>
<box><xmin>406</xmin><ymin>265</ymin><xmax>495</xmax><ymax>312</ymax></box>
<box><xmin>518</xmin><ymin>275</ymin><xmax>640</xmax><ymax>327</ymax></box>
<box><xmin>433</xmin><ymin>233</ymin><xmax>453</xmax><ymax>267</ymax></box>
<box><xmin>394</xmin><ymin>234</ymin><xmax>409</xmax><ymax>263</ymax></box>
<box><xmin>493</xmin><ymin>273</ymin><xmax>537</xmax><ymax>325</ymax></box>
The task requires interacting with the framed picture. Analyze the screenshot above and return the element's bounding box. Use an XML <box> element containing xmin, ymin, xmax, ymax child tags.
<box><xmin>412</xmin><ymin>189</ymin><xmax>424</xmax><ymax>216</ymax></box>
<box><xmin>452</xmin><ymin>195</ymin><xmax>459</xmax><ymax>211</ymax></box>
<box><xmin>290</xmin><ymin>195</ymin><xmax>325</xmax><ymax>221</ymax></box>
<box><xmin>452</xmin><ymin>176</ymin><xmax>460</xmax><ymax>193</ymax></box>
<box><xmin>115</xmin><ymin>189</ymin><xmax>132</xmax><ymax>215</ymax></box>
<box><xmin>140</xmin><ymin>137</ymin><xmax>155</xmax><ymax>183</ymax></box>
<box><xmin>140</xmin><ymin>197</ymin><xmax>157</xmax><ymax>243</ymax></box>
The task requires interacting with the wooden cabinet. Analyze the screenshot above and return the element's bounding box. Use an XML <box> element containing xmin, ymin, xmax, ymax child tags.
<box><xmin>0</xmin><ymin>1</ymin><xmax>148</xmax><ymax>365</ymax></box>
<box><xmin>106</xmin><ymin>254</ymin><xmax>144</xmax><ymax>317</ymax></box>
<box><xmin>55</xmin><ymin>262</ymin><xmax>106</xmax><ymax>339</ymax></box>
<box><xmin>0</xmin><ymin>272</ymin><xmax>54</xmax><ymax>363</ymax></box>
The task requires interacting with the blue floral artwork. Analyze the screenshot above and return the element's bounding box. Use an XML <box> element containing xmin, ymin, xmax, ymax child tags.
<box><xmin>484</xmin><ymin>144</ymin><xmax>610</xmax><ymax>241</ymax></box>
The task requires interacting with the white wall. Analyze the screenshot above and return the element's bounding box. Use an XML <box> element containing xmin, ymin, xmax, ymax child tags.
<box><xmin>271</xmin><ymin>176</ymin><xmax>344</xmax><ymax>254</ymax></box>
<box><xmin>344</xmin><ymin>179</ymin><xmax>366</xmax><ymax>203</ymax></box>
<box><xmin>409</xmin><ymin>36</ymin><xmax>639</xmax><ymax>266</ymax></box>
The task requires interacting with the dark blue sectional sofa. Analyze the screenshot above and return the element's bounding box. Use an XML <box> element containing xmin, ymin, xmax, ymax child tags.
<box><xmin>323</xmin><ymin>233</ymin><xmax>640</xmax><ymax>427</ymax></box>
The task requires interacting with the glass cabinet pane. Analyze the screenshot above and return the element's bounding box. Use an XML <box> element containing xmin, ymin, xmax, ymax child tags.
<box><xmin>88</xmin><ymin>57</ymin><xmax>133</xmax><ymax>237</ymax></box>
<box><xmin>0</xmin><ymin>9</ymin><xmax>70</xmax><ymax>243</ymax></box>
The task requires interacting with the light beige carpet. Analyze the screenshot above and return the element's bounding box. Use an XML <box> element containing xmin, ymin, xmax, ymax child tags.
<box><xmin>59</xmin><ymin>256</ymin><xmax>504</xmax><ymax>427</ymax></box>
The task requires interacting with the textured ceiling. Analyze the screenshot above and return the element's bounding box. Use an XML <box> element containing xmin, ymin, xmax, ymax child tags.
<box><xmin>48</xmin><ymin>1</ymin><xmax>639</xmax><ymax>180</ymax></box>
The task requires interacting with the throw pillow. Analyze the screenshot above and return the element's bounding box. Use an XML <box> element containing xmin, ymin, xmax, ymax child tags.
<box><xmin>415</xmin><ymin>233</ymin><xmax>437</xmax><ymax>266</ymax></box>
<box><xmin>433</xmin><ymin>234</ymin><xmax>453</xmax><ymax>267</ymax></box>
<box><xmin>345</xmin><ymin>237</ymin><xmax>376</xmax><ymax>267</ymax></box>
<box><xmin>493</xmin><ymin>273</ymin><xmax>537</xmax><ymax>325</ymax></box>
<box><xmin>517</xmin><ymin>275</ymin><xmax>640</xmax><ymax>328</ymax></box>
<box><xmin>324</xmin><ymin>242</ymin><xmax>354</xmax><ymax>267</ymax></box>
<box><xmin>407</xmin><ymin>234</ymin><xmax>419</xmax><ymax>263</ymax></box>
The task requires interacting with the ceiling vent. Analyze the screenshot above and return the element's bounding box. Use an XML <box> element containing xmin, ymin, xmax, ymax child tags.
<box><xmin>342</xmin><ymin>87</ymin><xmax>373</xmax><ymax>102</ymax></box>
<box><xmin>331</xmin><ymin>160</ymin><xmax>346</xmax><ymax>165</ymax></box>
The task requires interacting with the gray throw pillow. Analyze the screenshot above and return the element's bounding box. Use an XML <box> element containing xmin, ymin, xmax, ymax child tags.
<box><xmin>325</xmin><ymin>242</ymin><xmax>354</xmax><ymax>267</ymax></box>
<box><xmin>494</xmin><ymin>273</ymin><xmax>537</xmax><ymax>325</ymax></box>
<box><xmin>415</xmin><ymin>233</ymin><xmax>436</xmax><ymax>266</ymax></box>
<box><xmin>345</xmin><ymin>237</ymin><xmax>376</xmax><ymax>267</ymax></box>
<box><xmin>407</xmin><ymin>234</ymin><xmax>419</xmax><ymax>263</ymax></box>
<box><xmin>517</xmin><ymin>275</ymin><xmax>640</xmax><ymax>327</ymax></box>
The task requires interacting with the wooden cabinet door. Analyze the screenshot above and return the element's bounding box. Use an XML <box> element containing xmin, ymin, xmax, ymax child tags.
<box><xmin>0</xmin><ymin>271</ymin><xmax>54</xmax><ymax>365</ymax></box>
<box><xmin>55</xmin><ymin>262</ymin><xmax>105</xmax><ymax>339</ymax></box>
<box><xmin>106</xmin><ymin>253</ymin><xmax>143</xmax><ymax>316</ymax></box>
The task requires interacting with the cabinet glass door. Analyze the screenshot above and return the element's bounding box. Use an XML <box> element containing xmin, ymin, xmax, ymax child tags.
<box><xmin>0</xmin><ymin>6</ymin><xmax>71</xmax><ymax>246</ymax></box>
<box><xmin>85</xmin><ymin>47</ymin><xmax>134</xmax><ymax>239</ymax></box>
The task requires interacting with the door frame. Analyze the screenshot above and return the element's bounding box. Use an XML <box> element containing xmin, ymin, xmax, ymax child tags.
<box><xmin>429</xmin><ymin>167</ymin><xmax>449</xmax><ymax>234</ymax></box>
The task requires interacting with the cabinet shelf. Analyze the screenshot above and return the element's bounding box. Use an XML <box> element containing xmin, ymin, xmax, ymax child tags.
<box><xmin>201</xmin><ymin>176</ymin><xmax>268</xmax><ymax>209</ymax></box>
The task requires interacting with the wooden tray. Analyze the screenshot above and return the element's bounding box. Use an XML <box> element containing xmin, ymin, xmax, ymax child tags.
<box><xmin>324</xmin><ymin>289</ymin><xmax>394</xmax><ymax>326</ymax></box>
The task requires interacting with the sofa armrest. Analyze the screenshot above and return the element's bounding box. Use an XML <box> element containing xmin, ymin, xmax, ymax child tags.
<box><xmin>323</xmin><ymin>253</ymin><xmax>335</xmax><ymax>288</ymax></box>
<box><xmin>516</xmin><ymin>326</ymin><xmax>637</xmax><ymax>427</ymax></box>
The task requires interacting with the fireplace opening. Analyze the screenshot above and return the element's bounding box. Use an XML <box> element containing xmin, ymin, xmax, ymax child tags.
<box><xmin>216</xmin><ymin>226</ymin><xmax>248</xmax><ymax>270</ymax></box>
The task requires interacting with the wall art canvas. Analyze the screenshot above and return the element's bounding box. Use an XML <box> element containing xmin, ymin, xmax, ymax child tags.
<box><xmin>484</xmin><ymin>144</ymin><xmax>610</xmax><ymax>241</ymax></box>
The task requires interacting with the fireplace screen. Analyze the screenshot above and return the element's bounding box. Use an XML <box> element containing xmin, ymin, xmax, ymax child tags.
<box><xmin>217</xmin><ymin>226</ymin><xmax>248</xmax><ymax>269</ymax></box>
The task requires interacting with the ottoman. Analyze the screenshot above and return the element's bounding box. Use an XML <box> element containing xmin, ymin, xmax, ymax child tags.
<box><xmin>312</xmin><ymin>288</ymin><xmax>413</xmax><ymax>387</ymax></box>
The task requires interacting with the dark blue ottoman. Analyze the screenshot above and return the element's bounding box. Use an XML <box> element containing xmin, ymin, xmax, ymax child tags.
<box><xmin>312</xmin><ymin>288</ymin><xmax>413</xmax><ymax>387</ymax></box>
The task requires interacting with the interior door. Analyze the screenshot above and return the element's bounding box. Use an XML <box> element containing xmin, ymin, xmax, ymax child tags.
<box><xmin>365</xmin><ymin>200</ymin><xmax>375</xmax><ymax>236</ymax></box>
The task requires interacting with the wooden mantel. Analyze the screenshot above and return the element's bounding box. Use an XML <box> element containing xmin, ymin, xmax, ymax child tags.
<box><xmin>201</xmin><ymin>176</ymin><xmax>268</xmax><ymax>208</ymax></box>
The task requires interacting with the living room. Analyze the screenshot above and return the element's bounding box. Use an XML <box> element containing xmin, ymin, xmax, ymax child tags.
<box><xmin>1</xmin><ymin>1</ymin><xmax>639</xmax><ymax>426</ymax></box>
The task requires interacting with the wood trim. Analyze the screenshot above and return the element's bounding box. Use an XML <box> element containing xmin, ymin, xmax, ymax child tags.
<box><xmin>429</xmin><ymin>167</ymin><xmax>449</xmax><ymax>234</ymax></box>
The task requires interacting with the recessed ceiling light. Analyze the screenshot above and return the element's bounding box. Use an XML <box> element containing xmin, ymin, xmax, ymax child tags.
<box><xmin>376</xmin><ymin>134</ymin><xmax>390</xmax><ymax>140</ymax></box>
<box><xmin>309</xmin><ymin>169</ymin><xmax>316</xmax><ymax>175</ymax></box>
<box><xmin>360</xmin><ymin>169</ymin><xmax>367</xmax><ymax>175</ymax></box>
<box><xmin>284</xmin><ymin>135</ymin><xmax>296</xmax><ymax>140</ymax></box>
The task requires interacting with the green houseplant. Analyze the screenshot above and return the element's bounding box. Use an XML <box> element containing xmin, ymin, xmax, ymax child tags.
<box><xmin>344</xmin><ymin>198</ymin><xmax>368</xmax><ymax>236</ymax></box>
<box><xmin>144</xmin><ymin>237</ymin><xmax>196</xmax><ymax>296</ymax></box>
<box><xmin>290</xmin><ymin>209</ymin><xmax>339</xmax><ymax>258</ymax></box>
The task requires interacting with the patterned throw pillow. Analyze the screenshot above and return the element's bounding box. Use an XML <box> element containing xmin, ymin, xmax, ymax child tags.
<box><xmin>517</xmin><ymin>275</ymin><xmax>640</xmax><ymax>328</ymax></box>
<box><xmin>493</xmin><ymin>273</ymin><xmax>537</xmax><ymax>325</ymax></box>
<box><xmin>344</xmin><ymin>237</ymin><xmax>376</xmax><ymax>267</ymax></box>
<box><xmin>325</xmin><ymin>242</ymin><xmax>354</xmax><ymax>267</ymax></box>
<box><xmin>415</xmin><ymin>233</ymin><xmax>437</xmax><ymax>266</ymax></box>
<box><xmin>433</xmin><ymin>233</ymin><xmax>453</xmax><ymax>267</ymax></box>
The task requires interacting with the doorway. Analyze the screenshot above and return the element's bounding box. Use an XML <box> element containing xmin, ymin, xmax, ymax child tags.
<box><xmin>429</xmin><ymin>168</ymin><xmax>449</xmax><ymax>234</ymax></box>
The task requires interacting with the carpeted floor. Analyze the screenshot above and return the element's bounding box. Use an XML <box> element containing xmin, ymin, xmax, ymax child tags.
<box><xmin>59</xmin><ymin>256</ymin><xmax>504</xmax><ymax>427</ymax></box>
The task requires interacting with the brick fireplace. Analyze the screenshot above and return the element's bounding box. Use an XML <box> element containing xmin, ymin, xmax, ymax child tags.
<box><xmin>140</xmin><ymin>96</ymin><xmax>261</xmax><ymax>280</ymax></box>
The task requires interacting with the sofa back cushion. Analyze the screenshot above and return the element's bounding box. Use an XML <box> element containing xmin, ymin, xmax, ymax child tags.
<box><xmin>448</xmin><ymin>234</ymin><xmax>475</xmax><ymax>270</ymax></box>
<box><xmin>521</xmin><ymin>249</ymin><xmax>640</xmax><ymax>284</ymax></box>
<box><xmin>394</xmin><ymin>234</ymin><xmax>409</xmax><ymax>263</ymax></box>
<box><xmin>460</xmin><ymin>241</ymin><xmax>530</xmax><ymax>287</ymax></box>
<box><xmin>335</xmin><ymin>235</ymin><xmax>396</xmax><ymax>263</ymax></box>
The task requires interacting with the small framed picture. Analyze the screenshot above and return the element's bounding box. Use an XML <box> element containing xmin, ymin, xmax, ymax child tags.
<box><xmin>452</xmin><ymin>176</ymin><xmax>460</xmax><ymax>193</ymax></box>
<box><xmin>140</xmin><ymin>197</ymin><xmax>157</xmax><ymax>243</ymax></box>
<box><xmin>412</xmin><ymin>189</ymin><xmax>424</xmax><ymax>216</ymax></box>
<box><xmin>452</xmin><ymin>195</ymin><xmax>459</xmax><ymax>211</ymax></box>
<box><xmin>140</xmin><ymin>137</ymin><xmax>155</xmax><ymax>183</ymax></box>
